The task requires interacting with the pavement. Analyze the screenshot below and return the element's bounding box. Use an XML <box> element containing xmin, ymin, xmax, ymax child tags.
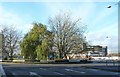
<box><xmin>2</xmin><ymin>63</ymin><xmax>120</xmax><ymax>77</ymax></box>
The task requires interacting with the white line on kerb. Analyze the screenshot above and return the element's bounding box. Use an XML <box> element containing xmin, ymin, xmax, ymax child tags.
<box><xmin>53</xmin><ymin>72</ymin><xmax>64</xmax><ymax>75</ymax></box>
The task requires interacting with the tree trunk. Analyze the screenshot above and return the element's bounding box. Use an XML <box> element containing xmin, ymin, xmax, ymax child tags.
<box><xmin>59</xmin><ymin>52</ymin><xmax>63</xmax><ymax>59</ymax></box>
<box><xmin>10</xmin><ymin>49</ymin><xmax>13</xmax><ymax>61</ymax></box>
<box><xmin>10</xmin><ymin>55</ymin><xmax>13</xmax><ymax>61</ymax></box>
<box><xmin>64</xmin><ymin>53</ymin><xmax>67</xmax><ymax>59</ymax></box>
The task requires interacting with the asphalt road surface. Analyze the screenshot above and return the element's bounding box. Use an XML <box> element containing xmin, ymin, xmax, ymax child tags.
<box><xmin>2</xmin><ymin>64</ymin><xmax>120</xmax><ymax>77</ymax></box>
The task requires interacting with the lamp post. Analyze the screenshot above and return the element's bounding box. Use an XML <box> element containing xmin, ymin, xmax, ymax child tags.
<box><xmin>106</xmin><ymin>2</ymin><xmax>119</xmax><ymax>57</ymax></box>
<box><xmin>106</xmin><ymin>36</ymin><xmax>112</xmax><ymax>57</ymax></box>
<box><xmin>100</xmin><ymin>36</ymin><xmax>109</xmax><ymax>57</ymax></box>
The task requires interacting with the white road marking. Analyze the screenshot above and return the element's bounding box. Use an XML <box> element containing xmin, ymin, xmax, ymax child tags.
<box><xmin>79</xmin><ymin>72</ymin><xmax>86</xmax><ymax>74</ymax></box>
<box><xmin>39</xmin><ymin>68</ymin><xmax>46</xmax><ymax>70</ymax></box>
<box><xmin>65</xmin><ymin>69</ymin><xmax>86</xmax><ymax>74</ymax></box>
<box><xmin>53</xmin><ymin>72</ymin><xmax>64</xmax><ymax>75</ymax></box>
<box><xmin>88</xmin><ymin>69</ymin><xmax>98</xmax><ymax>71</ymax></box>
<box><xmin>113</xmin><ymin>72</ymin><xmax>119</xmax><ymax>75</ymax></box>
<box><xmin>11</xmin><ymin>72</ymin><xmax>17</xmax><ymax>76</ymax></box>
<box><xmin>65</xmin><ymin>69</ymin><xmax>73</xmax><ymax>71</ymax></box>
<box><xmin>30</xmin><ymin>72</ymin><xmax>42</xmax><ymax>77</ymax></box>
<box><xmin>0</xmin><ymin>65</ymin><xmax>6</xmax><ymax>76</ymax></box>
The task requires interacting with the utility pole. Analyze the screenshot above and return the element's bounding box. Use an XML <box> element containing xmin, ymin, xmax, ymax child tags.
<box><xmin>0</xmin><ymin>34</ymin><xmax>3</xmax><ymax>61</ymax></box>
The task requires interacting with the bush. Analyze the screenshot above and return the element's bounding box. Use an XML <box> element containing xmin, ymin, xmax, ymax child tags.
<box><xmin>4</xmin><ymin>57</ymin><xmax>8</xmax><ymax>60</ymax></box>
<box><xmin>80</xmin><ymin>60</ymin><xmax>88</xmax><ymax>63</ymax></box>
<box><xmin>55</xmin><ymin>59</ymin><xmax>69</xmax><ymax>63</ymax></box>
<box><xmin>25</xmin><ymin>59</ymin><xmax>40</xmax><ymax>62</ymax></box>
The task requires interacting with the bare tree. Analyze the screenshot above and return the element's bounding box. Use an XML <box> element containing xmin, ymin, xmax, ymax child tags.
<box><xmin>49</xmin><ymin>12</ymin><xmax>87</xmax><ymax>59</ymax></box>
<box><xmin>1</xmin><ymin>26</ymin><xmax>21</xmax><ymax>60</ymax></box>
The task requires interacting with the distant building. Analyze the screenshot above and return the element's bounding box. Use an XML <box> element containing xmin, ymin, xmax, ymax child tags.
<box><xmin>66</xmin><ymin>43</ymin><xmax>108</xmax><ymax>59</ymax></box>
<box><xmin>83</xmin><ymin>44</ymin><xmax>108</xmax><ymax>57</ymax></box>
<box><xmin>78</xmin><ymin>43</ymin><xmax>107</xmax><ymax>56</ymax></box>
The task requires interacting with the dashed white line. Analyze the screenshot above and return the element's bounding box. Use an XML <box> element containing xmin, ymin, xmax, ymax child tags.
<box><xmin>11</xmin><ymin>72</ymin><xmax>17</xmax><ymax>76</ymax></box>
<box><xmin>65</xmin><ymin>69</ymin><xmax>73</xmax><ymax>71</ymax></box>
<box><xmin>79</xmin><ymin>72</ymin><xmax>86</xmax><ymax>74</ymax></box>
<box><xmin>113</xmin><ymin>72</ymin><xmax>119</xmax><ymax>75</ymax></box>
<box><xmin>30</xmin><ymin>72</ymin><xmax>42</xmax><ymax>77</ymax></box>
<box><xmin>88</xmin><ymin>69</ymin><xmax>99</xmax><ymax>71</ymax></box>
<box><xmin>30</xmin><ymin>72</ymin><xmax>38</xmax><ymax>75</ymax></box>
<box><xmin>53</xmin><ymin>72</ymin><xmax>65</xmax><ymax>75</ymax></box>
<box><xmin>65</xmin><ymin>69</ymin><xmax>86</xmax><ymax>74</ymax></box>
<box><xmin>39</xmin><ymin>68</ymin><xmax>46</xmax><ymax>70</ymax></box>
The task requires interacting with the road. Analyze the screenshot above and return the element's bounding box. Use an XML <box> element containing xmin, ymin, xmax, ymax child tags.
<box><xmin>2</xmin><ymin>64</ymin><xmax>120</xmax><ymax>77</ymax></box>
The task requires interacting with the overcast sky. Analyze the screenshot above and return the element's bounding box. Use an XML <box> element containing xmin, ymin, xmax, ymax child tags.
<box><xmin>0</xmin><ymin>0</ymin><xmax>119</xmax><ymax>54</ymax></box>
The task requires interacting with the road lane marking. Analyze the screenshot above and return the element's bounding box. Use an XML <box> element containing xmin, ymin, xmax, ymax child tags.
<box><xmin>53</xmin><ymin>72</ymin><xmax>64</xmax><ymax>75</ymax></box>
<box><xmin>65</xmin><ymin>69</ymin><xmax>73</xmax><ymax>71</ymax></box>
<box><xmin>79</xmin><ymin>72</ymin><xmax>86</xmax><ymax>74</ymax></box>
<box><xmin>39</xmin><ymin>68</ymin><xmax>46</xmax><ymax>70</ymax></box>
<box><xmin>30</xmin><ymin>72</ymin><xmax>42</xmax><ymax>77</ymax></box>
<box><xmin>11</xmin><ymin>72</ymin><xmax>17</xmax><ymax>76</ymax></box>
<box><xmin>65</xmin><ymin>69</ymin><xmax>86</xmax><ymax>74</ymax></box>
<box><xmin>113</xmin><ymin>72</ymin><xmax>119</xmax><ymax>75</ymax></box>
<box><xmin>0</xmin><ymin>65</ymin><xmax>6</xmax><ymax>76</ymax></box>
<box><xmin>88</xmin><ymin>69</ymin><xmax>98</xmax><ymax>71</ymax></box>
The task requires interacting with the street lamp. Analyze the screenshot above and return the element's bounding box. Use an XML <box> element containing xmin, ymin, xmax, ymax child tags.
<box><xmin>107</xmin><ymin>2</ymin><xmax>119</xmax><ymax>8</ymax></box>
<box><xmin>106</xmin><ymin>36</ymin><xmax>112</xmax><ymax>57</ymax></box>
<box><xmin>107</xmin><ymin>5</ymin><xmax>112</xmax><ymax>8</ymax></box>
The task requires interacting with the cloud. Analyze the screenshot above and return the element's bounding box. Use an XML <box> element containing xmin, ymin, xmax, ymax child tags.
<box><xmin>97</xmin><ymin>23</ymin><xmax>118</xmax><ymax>36</ymax></box>
<box><xmin>43</xmin><ymin>2</ymin><xmax>70</xmax><ymax>16</ymax></box>
<box><xmin>73</xmin><ymin>2</ymin><xmax>96</xmax><ymax>23</ymax></box>
<box><xmin>43</xmin><ymin>2</ymin><xmax>96</xmax><ymax>23</ymax></box>
<box><xmin>0</xmin><ymin>5</ymin><xmax>21</xmax><ymax>29</ymax></box>
<box><xmin>0</xmin><ymin>4</ymin><xmax>33</xmax><ymax>34</ymax></box>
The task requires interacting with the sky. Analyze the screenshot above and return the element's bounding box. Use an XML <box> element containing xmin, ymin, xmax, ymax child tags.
<box><xmin>0</xmin><ymin>0</ymin><xmax>119</xmax><ymax>54</ymax></box>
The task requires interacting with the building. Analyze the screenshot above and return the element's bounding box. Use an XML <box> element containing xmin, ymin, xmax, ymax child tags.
<box><xmin>86</xmin><ymin>45</ymin><xmax>107</xmax><ymax>57</ymax></box>
<box><xmin>54</xmin><ymin>42</ymin><xmax>108</xmax><ymax>59</ymax></box>
<box><xmin>79</xmin><ymin>43</ymin><xmax>107</xmax><ymax>57</ymax></box>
